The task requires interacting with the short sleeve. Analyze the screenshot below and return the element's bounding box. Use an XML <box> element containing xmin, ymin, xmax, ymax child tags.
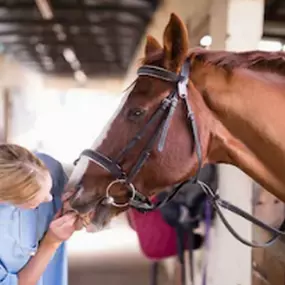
<box><xmin>34</xmin><ymin>152</ymin><xmax>68</xmax><ymax>197</ymax></box>
<box><xmin>0</xmin><ymin>262</ymin><xmax>18</xmax><ymax>284</ymax></box>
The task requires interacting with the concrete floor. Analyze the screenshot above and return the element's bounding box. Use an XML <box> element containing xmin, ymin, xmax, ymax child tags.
<box><xmin>67</xmin><ymin>216</ymin><xmax>169</xmax><ymax>285</ymax></box>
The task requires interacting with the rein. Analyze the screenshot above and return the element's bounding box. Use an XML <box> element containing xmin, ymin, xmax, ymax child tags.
<box><xmin>73</xmin><ymin>58</ymin><xmax>285</xmax><ymax>248</ymax></box>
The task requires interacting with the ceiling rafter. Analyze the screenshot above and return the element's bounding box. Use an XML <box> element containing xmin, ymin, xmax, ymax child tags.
<box><xmin>0</xmin><ymin>2</ymin><xmax>153</xmax><ymax>21</ymax></box>
<box><xmin>263</xmin><ymin>0</ymin><xmax>285</xmax><ymax>45</ymax></box>
<box><xmin>0</xmin><ymin>0</ymin><xmax>160</xmax><ymax>79</ymax></box>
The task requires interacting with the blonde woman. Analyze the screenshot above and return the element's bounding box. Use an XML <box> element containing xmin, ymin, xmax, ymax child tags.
<box><xmin>0</xmin><ymin>143</ymin><xmax>77</xmax><ymax>285</ymax></box>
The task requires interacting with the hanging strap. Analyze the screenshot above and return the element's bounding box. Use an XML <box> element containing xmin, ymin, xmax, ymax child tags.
<box><xmin>176</xmin><ymin>226</ymin><xmax>187</xmax><ymax>285</ymax></box>
<box><xmin>201</xmin><ymin>199</ymin><xmax>211</xmax><ymax>285</ymax></box>
<box><xmin>150</xmin><ymin>261</ymin><xmax>159</xmax><ymax>285</ymax></box>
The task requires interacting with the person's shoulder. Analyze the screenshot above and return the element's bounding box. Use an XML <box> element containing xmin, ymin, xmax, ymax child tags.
<box><xmin>34</xmin><ymin>152</ymin><xmax>68</xmax><ymax>197</ymax></box>
<box><xmin>34</xmin><ymin>152</ymin><xmax>62</xmax><ymax>170</ymax></box>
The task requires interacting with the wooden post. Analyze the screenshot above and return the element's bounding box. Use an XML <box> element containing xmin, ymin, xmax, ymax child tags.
<box><xmin>0</xmin><ymin>88</ymin><xmax>10</xmax><ymax>143</ymax></box>
<box><xmin>0</xmin><ymin>88</ymin><xmax>11</xmax><ymax>143</ymax></box>
<box><xmin>252</xmin><ymin>184</ymin><xmax>285</xmax><ymax>285</ymax></box>
<box><xmin>3</xmin><ymin>88</ymin><xmax>11</xmax><ymax>143</ymax></box>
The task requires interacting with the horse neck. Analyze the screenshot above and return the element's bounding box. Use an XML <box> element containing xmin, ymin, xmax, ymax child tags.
<box><xmin>192</xmin><ymin>64</ymin><xmax>285</xmax><ymax>202</ymax></box>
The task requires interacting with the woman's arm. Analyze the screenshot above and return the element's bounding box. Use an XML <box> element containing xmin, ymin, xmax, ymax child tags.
<box><xmin>18</xmin><ymin>212</ymin><xmax>76</xmax><ymax>285</ymax></box>
<box><xmin>18</xmin><ymin>236</ymin><xmax>60</xmax><ymax>285</ymax></box>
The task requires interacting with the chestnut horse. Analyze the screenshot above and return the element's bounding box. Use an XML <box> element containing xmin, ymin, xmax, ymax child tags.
<box><xmin>65</xmin><ymin>13</ymin><xmax>285</xmax><ymax>244</ymax></box>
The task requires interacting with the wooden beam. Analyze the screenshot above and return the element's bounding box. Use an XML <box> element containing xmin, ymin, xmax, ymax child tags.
<box><xmin>0</xmin><ymin>18</ymin><xmax>145</xmax><ymax>30</ymax></box>
<box><xmin>1</xmin><ymin>88</ymin><xmax>11</xmax><ymax>143</ymax></box>
<box><xmin>264</xmin><ymin>0</ymin><xmax>283</xmax><ymax>19</ymax></box>
<box><xmin>0</xmin><ymin>36</ymin><xmax>138</xmax><ymax>47</ymax></box>
<box><xmin>0</xmin><ymin>3</ymin><xmax>153</xmax><ymax>20</ymax></box>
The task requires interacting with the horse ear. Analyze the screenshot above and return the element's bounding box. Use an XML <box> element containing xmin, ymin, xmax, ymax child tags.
<box><xmin>144</xmin><ymin>35</ymin><xmax>162</xmax><ymax>57</ymax></box>
<box><xmin>162</xmin><ymin>13</ymin><xmax>189</xmax><ymax>72</ymax></box>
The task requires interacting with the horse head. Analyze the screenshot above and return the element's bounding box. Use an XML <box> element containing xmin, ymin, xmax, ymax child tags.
<box><xmin>64</xmin><ymin>14</ymin><xmax>215</xmax><ymax>230</ymax></box>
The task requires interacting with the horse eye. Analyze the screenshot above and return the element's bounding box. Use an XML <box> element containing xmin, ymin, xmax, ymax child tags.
<box><xmin>127</xmin><ymin>108</ymin><xmax>146</xmax><ymax>121</ymax></box>
<box><xmin>133</xmin><ymin>109</ymin><xmax>144</xmax><ymax>116</ymax></box>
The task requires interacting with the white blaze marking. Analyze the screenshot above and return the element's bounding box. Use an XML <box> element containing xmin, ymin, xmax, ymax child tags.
<box><xmin>66</xmin><ymin>82</ymin><xmax>136</xmax><ymax>187</ymax></box>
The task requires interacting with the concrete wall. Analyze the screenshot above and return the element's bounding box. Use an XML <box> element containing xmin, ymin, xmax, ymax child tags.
<box><xmin>9</xmin><ymin>88</ymin><xmax>123</xmax><ymax>165</ymax></box>
<box><xmin>0</xmin><ymin>55</ymin><xmax>124</xmax><ymax>166</ymax></box>
<box><xmin>43</xmin><ymin>75</ymin><xmax>123</xmax><ymax>93</ymax></box>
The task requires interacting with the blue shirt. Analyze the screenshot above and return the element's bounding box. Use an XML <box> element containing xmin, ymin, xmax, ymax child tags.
<box><xmin>0</xmin><ymin>153</ymin><xmax>68</xmax><ymax>285</ymax></box>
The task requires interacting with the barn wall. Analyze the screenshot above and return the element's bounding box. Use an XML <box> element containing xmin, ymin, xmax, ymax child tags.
<box><xmin>252</xmin><ymin>185</ymin><xmax>285</xmax><ymax>285</ymax></box>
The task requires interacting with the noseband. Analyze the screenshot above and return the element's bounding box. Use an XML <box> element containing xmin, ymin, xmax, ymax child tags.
<box><xmin>74</xmin><ymin>58</ymin><xmax>285</xmax><ymax>249</ymax></box>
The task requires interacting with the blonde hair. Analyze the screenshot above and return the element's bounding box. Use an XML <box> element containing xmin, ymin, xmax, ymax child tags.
<box><xmin>0</xmin><ymin>144</ymin><xmax>48</xmax><ymax>204</ymax></box>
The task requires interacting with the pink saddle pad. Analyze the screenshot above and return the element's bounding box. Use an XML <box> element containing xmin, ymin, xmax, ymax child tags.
<box><xmin>127</xmin><ymin>207</ymin><xmax>180</xmax><ymax>259</ymax></box>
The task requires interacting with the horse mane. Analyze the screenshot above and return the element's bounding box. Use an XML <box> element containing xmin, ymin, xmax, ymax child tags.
<box><xmin>190</xmin><ymin>49</ymin><xmax>285</xmax><ymax>76</ymax></box>
<box><xmin>141</xmin><ymin>48</ymin><xmax>285</xmax><ymax>77</ymax></box>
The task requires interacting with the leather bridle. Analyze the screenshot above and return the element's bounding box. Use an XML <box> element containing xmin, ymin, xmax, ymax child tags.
<box><xmin>72</xmin><ymin>57</ymin><xmax>285</xmax><ymax>249</ymax></box>
<box><xmin>73</xmin><ymin>59</ymin><xmax>201</xmax><ymax>212</ymax></box>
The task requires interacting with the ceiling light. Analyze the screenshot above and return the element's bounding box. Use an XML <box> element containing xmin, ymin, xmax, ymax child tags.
<box><xmin>35</xmin><ymin>0</ymin><xmax>53</xmax><ymax>20</ymax></box>
<box><xmin>258</xmin><ymin>40</ymin><xmax>282</xmax><ymax>51</ymax></box>
<box><xmin>44</xmin><ymin>62</ymin><xmax>54</xmax><ymax>71</ymax></box>
<box><xmin>74</xmin><ymin>70</ymin><xmax>87</xmax><ymax>84</ymax></box>
<box><xmin>35</xmin><ymin>43</ymin><xmax>45</xmax><ymax>53</ymax></box>
<box><xmin>200</xmin><ymin>35</ymin><xmax>212</xmax><ymax>47</ymax></box>
<box><xmin>42</xmin><ymin>57</ymin><xmax>54</xmax><ymax>70</ymax></box>
<box><xmin>70</xmin><ymin>60</ymin><xmax>81</xmax><ymax>70</ymax></box>
<box><xmin>63</xmin><ymin>48</ymin><xmax>77</xmax><ymax>63</ymax></box>
<box><xmin>52</xmin><ymin>24</ymin><xmax>63</xmax><ymax>33</ymax></box>
<box><xmin>57</xmin><ymin>32</ymin><xmax>67</xmax><ymax>41</ymax></box>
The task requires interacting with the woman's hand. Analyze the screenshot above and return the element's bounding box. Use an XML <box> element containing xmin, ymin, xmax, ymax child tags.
<box><xmin>61</xmin><ymin>190</ymin><xmax>85</xmax><ymax>231</ymax></box>
<box><xmin>45</xmin><ymin>212</ymin><xmax>77</xmax><ymax>245</ymax></box>
<box><xmin>18</xmin><ymin>211</ymin><xmax>77</xmax><ymax>285</ymax></box>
